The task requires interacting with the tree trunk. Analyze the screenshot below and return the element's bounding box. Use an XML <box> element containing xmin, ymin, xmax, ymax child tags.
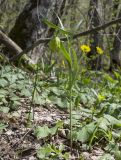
<box><xmin>0</xmin><ymin>0</ymin><xmax>28</xmax><ymax>33</ymax></box>
<box><xmin>9</xmin><ymin>0</ymin><xmax>68</xmax><ymax>63</ymax></box>
<box><xmin>110</xmin><ymin>1</ymin><xmax>121</xmax><ymax>69</ymax></box>
<box><xmin>88</xmin><ymin>0</ymin><xmax>103</xmax><ymax>70</ymax></box>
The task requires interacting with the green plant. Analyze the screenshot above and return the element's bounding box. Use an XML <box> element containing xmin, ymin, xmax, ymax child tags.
<box><xmin>48</xmin><ymin>23</ymin><xmax>79</xmax><ymax>151</ymax></box>
<box><xmin>37</xmin><ymin>144</ymin><xmax>69</xmax><ymax>160</ymax></box>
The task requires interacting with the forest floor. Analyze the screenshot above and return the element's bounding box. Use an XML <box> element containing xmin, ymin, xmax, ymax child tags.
<box><xmin>0</xmin><ymin>66</ymin><xmax>120</xmax><ymax>160</ymax></box>
<box><xmin>1</xmin><ymin>101</ymin><xmax>109</xmax><ymax>160</ymax></box>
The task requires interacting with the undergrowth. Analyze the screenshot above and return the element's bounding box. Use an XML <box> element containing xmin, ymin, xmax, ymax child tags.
<box><xmin>1</xmin><ymin>21</ymin><xmax>121</xmax><ymax>160</ymax></box>
<box><xmin>1</xmin><ymin>64</ymin><xmax>121</xmax><ymax>159</ymax></box>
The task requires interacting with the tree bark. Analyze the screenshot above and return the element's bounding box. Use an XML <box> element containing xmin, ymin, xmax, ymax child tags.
<box><xmin>110</xmin><ymin>1</ymin><xmax>121</xmax><ymax>69</ymax></box>
<box><xmin>9</xmin><ymin>0</ymin><xmax>67</xmax><ymax>63</ymax></box>
<box><xmin>88</xmin><ymin>0</ymin><xmax>103</xmax><ymax>70</ymax></box>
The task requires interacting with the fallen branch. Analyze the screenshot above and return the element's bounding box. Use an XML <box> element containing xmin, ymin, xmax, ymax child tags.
<box><xmin>0</xmin><ymin>30</ymin><xmax>22</xmax><ymax>55</ymax></box>
<box><xmin>10</xmin><ymin>17</ymin><xmax>121</xmax><ymax>61</ymax></box>
<box><xmin>0</xmin><ymin>30</ymin><xmax>36</xmax><ymax>71</ymax></box>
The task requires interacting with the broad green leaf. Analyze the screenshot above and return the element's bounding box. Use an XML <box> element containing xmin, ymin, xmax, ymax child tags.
<box><xmin>0</xmin><ymin>107</ymin><xmax>10</xmax><ymax>113</ymax></box>
<box><xmin>105</xmin><ymin>141</ymin><xmax>119</xmax><ymax>153</ymax></box>
<box><xmin>34</xmin><ymin>125</ymin><xmax>50</xmax><ymax>139</ymax></box>
<box><xmin>0</xmin><ymin>94</ymin><xmax>6</xmax><ymax>98</ymax></box>
<box><xmin>115</xmin><ymin>151</ymin><xmax>121</xmax><ymax>160</ymax></box>
<box><xmin>34</xmin><ymin>95</ymin><xmax>46</xmax><ymax>105</ymax></box>
<box><xmin>2</xmin><ymin>73</ymin><xmax>18</xmax><ymax>83</ymax></box>
<box><xmin>0</xmin><ymin>78</ymin><xmax>8</xmax><ymax>87</ymax></box>
<box><xmin>77</xmin><ymin>122</ymin><xmax>96</xmax><ymax>143</ymax></box>
<box><xmin>9</xmin><ymin>75</ymin><xmax>18</xmax><ymax>83</ymax></box>
<box><xmin>11</xmin><ymin>95</ymin><xmax>20</xmax><ymax>101</ymax></box>
<box><xmin>50</xmin><ymin>87</ymin><xmax>64</xmax><ymax>96</ymax></box>
<box><xmin>20</xmin><ymin>88</ymin><xmax>32</xmax><ymax>97</ymax></box>
<box><xmin>34</xmin><ymin>122</ymin><xmax>63</xmax><ymax>139</ymax></box>
<box><xmin>104</xmin><ymin>114</ymin><xmax>121</xmax><ymax>126</ymax></box>
<box><xmin>37</xmin><ymin>146</ymin><xmax>52</xmax><ymax>159</ymax></box>
<box><xmin>12</xmin><ymin>100</ymin><xmax>21</xmax><ymax>106</ymax></box>
<box><xmin>17</xmin><ymin>73</ymin><xmax>25</xmax><ymax>79</ymax></box>
<box><xmin>50</xmin><ymin>121</ymin><xmax>63</xmax><ymax>135</ymax></box>
<box><xmin>50</xmin><ymin>96</ymin><xmax>68</xmax><ymax>108</ymax></box>
<box><xmin>0</xmin><ymin>89</ymin><xmax>8</xmax><ymax>95</ymax></box>
<box><xmin>98</xmin><ymin>117</ymin><xmax>110</xmax><ymax>131</ymax></box>
<box><xmin>99</xmin><ymin>153</ymin><xmax>114</xmax><ymax>160</ymax></box>
<box><xmin>55</xmin><ymin>120</ymin><xmax>64</xmax><ymax>128</ymax></box>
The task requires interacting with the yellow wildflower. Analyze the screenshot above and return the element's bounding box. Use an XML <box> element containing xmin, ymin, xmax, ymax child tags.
<box><xmin>80</xmin><ymin>45</ymin><xmax>91</xmax><ymax>53</ymax></box>
<box><xmin>96</xmin><ymin>47</ymin><xmax>104</xmax><ymax>55</ymax></box>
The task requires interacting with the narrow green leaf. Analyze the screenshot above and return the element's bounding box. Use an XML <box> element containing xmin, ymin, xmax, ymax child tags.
<box><xmin>72</xmin><ymin>49</ymin><xmax>79</xmax><ymax>72</ymax></box>
<box><xmin>43</xmin><ymin>19</ymin><xmax>71</xmax><ymax>34</ymax></box>
<box><xmin>59</xmin><ymin>42</ymin><xmax>72</xmax><ymax>67</ymax></box>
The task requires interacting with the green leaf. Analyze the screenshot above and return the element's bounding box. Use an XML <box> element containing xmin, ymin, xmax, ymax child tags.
<box><xmin>11</xmin><ymin>95</ymin><xmax>20</xmax><ymax>101</ymax></box>
<box><xmin>77</xmin><ymin>122</ymin><xmax>96</xmax><ymax>143</ymax></box>
<box><xmin>104</xmin><ymin>114</ymin><xmax>121</xmax><ymax>127</ymax></box>
<box><xmin>98</xmin><ymin>117</ymin><xmax>110</xmax><ymax>131</ymax></box>
<box><xmin>50</xmin><ymin>121</ymin><xmax>63</xmax><ymax>135</ymax></box>
<box><xmin>50</xmin><ymin>96</ymin><xmax>68</xmax><ymax>108</ymax></box>
<box><xmin>34</xmin><ymin>121</ymin><xmax>63</xmax><ymax>139</ymax></box>
<box><xmin>103</xmin><ymin>73</ymin><xmax>115</xmax><ymax>83</ymax></box>
<box><xmin>9</xmin><ymin>75</ymin><xmax>18</xmax><ymax>83</ymax></box>
<box><xmin>115</xmin><ymin>151</ymin><xmax>121</xmax><ymax>160</ymax></box>
<box><xmin>0</xmin><ymin>89</ymin><xmax>8</xmax><ymax>95</ymax></box>
<box><xmin>12</xmin><ymin>100</ymin><xmax>21</xmax><ymax>106</ymax></box>
<box><xmin>43</xmin><ymin>19</ymin><xmax>71</xmax><ymax>34</ymax></box>
<box><xmin>37</xmin><ymin>145</ymin><xmax>52</xmax><ymax>159</ymax></box>
<box><xmin>59</xmin><ymin>42</ymin><xmax>72</xmax><ymax>67</ymax></box>
<box><xmin>99</xmin><ymin>153</ymin><xmax>114</xmax><ymax>160</ymax></box>
<box><xmin>113</xmin><ymin>71</ymin><xmax>120</xmax><ymax>79</ymax></box>
<box><xmin>72</xmin><ymin>49</ymin><xmax>79</xmax><ymax>72</ymax></box>
<box><xmin>50</xmin><ymin>87</ymin><xmax>64</xmax><ymax>96</ymax></box>
<box><xmin>34</xmin><ymin>125</ymin><xmax>50</xmax><ymax>139</ymax></box>
<box><xmin>0</xmin><ymin>107</ymin><xmax>10</xmax><ymax>113</ymax></box>
<box><xmin>0</xmin><ymin>94</ymin><xmax>6</xmax><ymax>98</ymax></box>
<box><xmin>0</xmin><ymin>78</ymin><xmax>8</xmax><ymax>87</ymax></box>
<box><xmin>20</xmin><ymin>88</ymin><xmax>32</xmax><ymax>97</ymax></box>
<box><xmin>17</xmin><ymin>73</ymin><xmax>25</xmax><ymax>79</ymax></box>
<box><xmin>34</xmin><ymin>95</ymin><xmax>46</xmax><ymax>105</ymax></box>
